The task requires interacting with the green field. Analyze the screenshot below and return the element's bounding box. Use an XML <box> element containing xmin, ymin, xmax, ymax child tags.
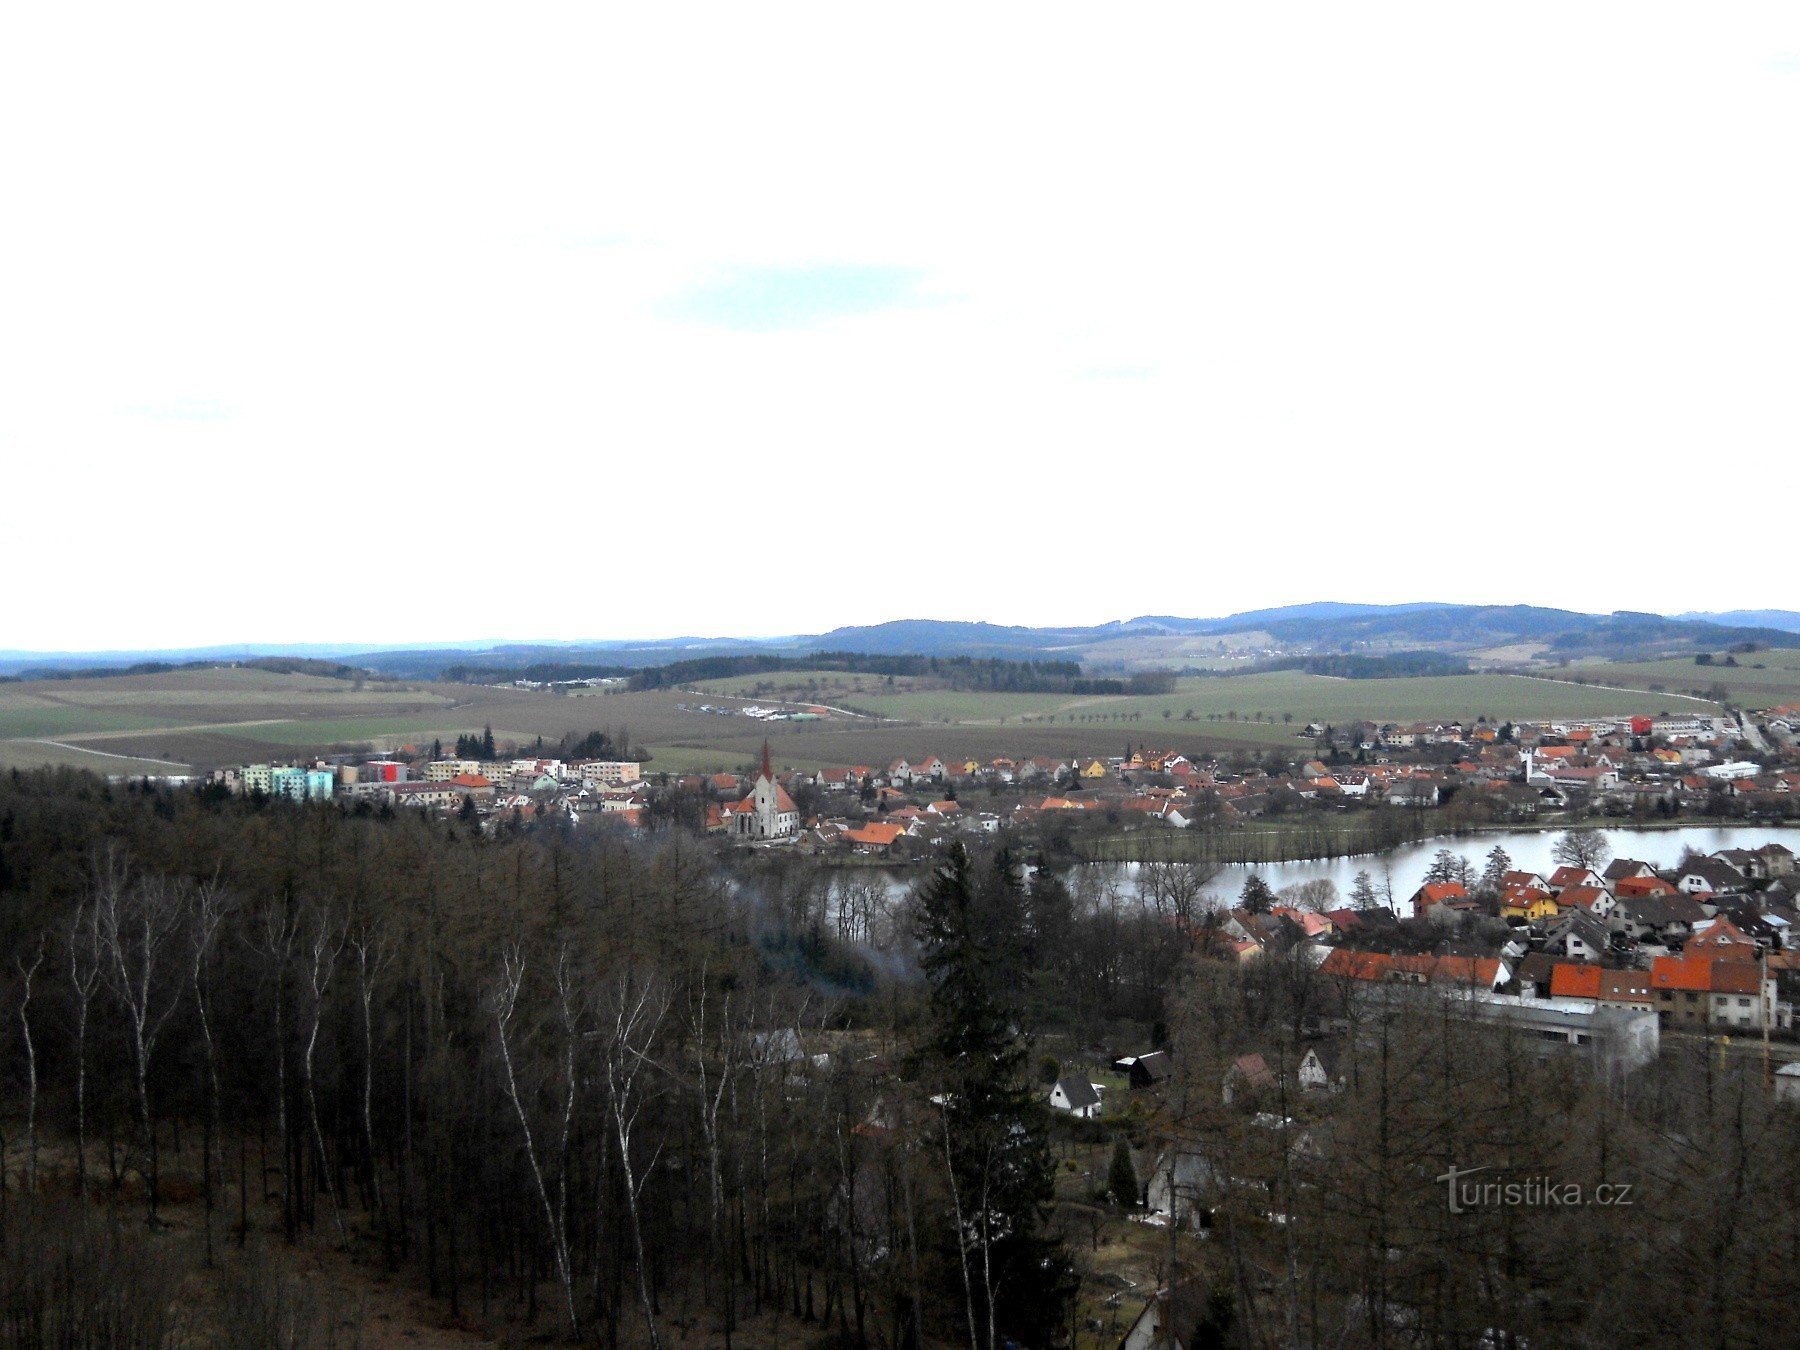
<box><xmin>0</xmin><ymin>699</ymin><xmax>176</xmax><ymax>739</ymax></box>
<box><xmin>1562</xmin><ymin>649</ymin><xmax>1800</xmax><ymax>710</ymax></box>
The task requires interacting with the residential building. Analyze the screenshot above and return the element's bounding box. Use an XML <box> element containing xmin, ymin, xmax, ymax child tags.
<box><xmin>1047</xmin><ymin>1077</ymin><xmax>1102</xmax><ymax>1119</ymax></box>
<box><xmin>1648</xmin><ymin>955</ymin><xmax>1776</xmax><ymax>1031</ymax></box>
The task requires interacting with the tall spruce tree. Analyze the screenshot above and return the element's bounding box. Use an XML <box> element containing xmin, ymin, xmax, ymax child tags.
<box><xmin>1478</xmin><ymin>845</ymin><xmax>1513</xmax><ymax>899</ymax></box>
<box><xmin>913</xmin><ymin>844</ymin><xmax>1074</xmax><ymax>1348</ymax></box>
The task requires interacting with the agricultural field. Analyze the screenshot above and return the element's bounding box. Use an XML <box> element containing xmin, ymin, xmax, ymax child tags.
<box><xmin>837</xmin><ymin>670</ymin><xmax>1703</xmax><ymax>728</ymax></box>
<box><xmin>0</xmin><ymin>660</ymin><xmax>1724</xmax><ymax>779</ymax></box>
<box><xmin>1561</xmin><ymin>648</ymin><xmax>1800</xmax><ymax>710</ymax></box>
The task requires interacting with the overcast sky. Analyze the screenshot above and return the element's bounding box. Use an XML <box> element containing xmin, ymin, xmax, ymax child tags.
<box><xmin>4</xmin><ymin>4</ymin><xmax>1796</xmax><ymax>652</ymax></box>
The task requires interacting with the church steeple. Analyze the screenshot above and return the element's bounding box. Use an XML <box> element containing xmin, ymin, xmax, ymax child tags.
<box><xmin>761</xmin><ymin>740</ymin><xmax>773</xmax><ymax>782</ymax></box>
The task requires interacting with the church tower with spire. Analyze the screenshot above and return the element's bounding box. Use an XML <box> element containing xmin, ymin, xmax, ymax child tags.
<box><xmin>743</xmin><ymin>740</ymin><xmax>799</xmax><ymax>840</ymax></box>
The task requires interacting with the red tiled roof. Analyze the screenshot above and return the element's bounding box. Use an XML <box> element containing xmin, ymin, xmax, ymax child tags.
<box><xmin>843</xmin><ymin>823</ymin><xmax>906</xmax><ymax>848</ymax></box>
<box><xmin>1416</xmin><ymin>882</ymin><xmax>1470</xmax><ymax>906</ymax></box>
<box><xmin>1650</xmin><ymin>955</ymin><xmax>1761</xmax><ymax>995</ymax></box>
<box><xmin>1550</xmin><ymin>963</ymin><xmax>1602</xmax><ymax>1000</ymax></box>
<box><xmin>1558</xmin><ymin>885</ymin><xmax>1610</xmax><ymax>912</ymax></box>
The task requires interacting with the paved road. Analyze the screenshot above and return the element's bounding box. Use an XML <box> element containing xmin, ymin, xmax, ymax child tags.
<box><xmin>1735</xmin><ymin>710</ymin><xmax>1769</xmax><ymax>753</ymax></box>
<box><xmin>25</xmin><ymin>739</ymin><xmax>192</xmax><ymax>769</ymax></box>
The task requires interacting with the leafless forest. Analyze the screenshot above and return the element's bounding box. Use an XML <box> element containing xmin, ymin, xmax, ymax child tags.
<box><xmin>2</xmin><ymin>769</ymin><xmax>1799</xmax><ymax>1347</ymax></box>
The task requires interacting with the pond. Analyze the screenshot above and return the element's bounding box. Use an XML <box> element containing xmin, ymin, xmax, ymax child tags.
<box><xmin>853</xmin><ymin>824</ymin><xmax>1800</xmax><ymax>919</ymax></box>
<box><xmin>1141</xmin><ymin>824</ymin><xmax>1800</xmax><ymax>916</ymax></box>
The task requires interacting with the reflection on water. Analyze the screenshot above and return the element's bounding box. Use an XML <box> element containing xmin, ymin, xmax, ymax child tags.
<box><xmin>855</xmin><ymin>825</ymin><xmax>1800</xmax><ymax>920</ymax></box>
<box><xmin>1156</xmin><ymin>825</ymin><xmax>1800</xmax><ymax>916</ymax></box>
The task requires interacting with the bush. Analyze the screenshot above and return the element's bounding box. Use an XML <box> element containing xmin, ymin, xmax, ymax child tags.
<box><xmin>1</xmin><ymin>1201</ymin><xmax>186</xmax><ymax>1346</ymax></box>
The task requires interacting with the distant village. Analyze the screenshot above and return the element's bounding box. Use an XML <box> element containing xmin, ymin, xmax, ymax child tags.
<box><xmin>201</xmin><ymin>705</ymin><xmax>1800</xmax><ymax>858</ymax></box>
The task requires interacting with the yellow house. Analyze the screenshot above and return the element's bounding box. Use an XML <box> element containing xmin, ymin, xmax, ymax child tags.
<box><xmin>1083</xmin><ymin>760</ymin><xmax>1107</xmax><ymax>779</ymax></box>
<box><xmin>1500</xmin><ymin>886</ymin><xmax>1558</xmax><ymax>922</ymax></box>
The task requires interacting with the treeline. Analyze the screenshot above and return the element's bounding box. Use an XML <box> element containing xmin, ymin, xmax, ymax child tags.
<box><xmin>0</xmin><ymin>772</ymin><xmax>1192</xmax><ymax>1346</ymax></box>
<box><xmin>1200</xmin><ymin>651</ymin><xmax>1470</xmax><ymax>680</ymax></box>
<box><xmin>436</xmin><ymin>650</ymin><xmax>1182</xmax><ymax>696</ymax></box>
<box><xmin>0</xmin><ymin>656</ymin><xmax>376</xmax><ymax>685</ymax></box>
<box><xmin>435</xmin><ymin>727</ymin><xmax>635</xmax><ymax>764</ymax></box>
<box><xmin>623</xmin><ymin>651</ymin><xmax>1175</xmax><ymax>695</ymax></box>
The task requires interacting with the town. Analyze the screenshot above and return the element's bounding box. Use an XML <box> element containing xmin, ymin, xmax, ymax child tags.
<box><xmin>12</xmin><ymin>0</ymin><xmax>1798</xmax><ymax>1339</ymax></box>
<box><xmin>200</xmin><ymin>704</ymin><xmax>1800</xmax><ymax>849</ymax></box>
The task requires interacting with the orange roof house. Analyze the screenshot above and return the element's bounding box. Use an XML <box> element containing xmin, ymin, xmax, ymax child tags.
<box><xmin>842</xmin><ymin>822</ymin><xmax>907</xmax><ymax>851</ymax></box>
<box><xmin>1649</xmin><ymin>954</ymin><xmax>1762</xmax><ymax>996</ymax></box>
<box><xmin>1319</xmin><ymin>949</ymin><xmax>1504</xmax><ymax>992</ymax></box>
<box><xmin>1500</xmin><ymin>885</ymin><xmax>1558</xmax><ymax>921</ymax></box>
<box><xmin>1688</xmin><ymin>916</ymin><xmax>1757</xmax><ymax>960</ymax></box>
<box><xmin>1557</xmin><ymin>884</ymin><xmax>1612</xmax><ymax>914</ymax></box>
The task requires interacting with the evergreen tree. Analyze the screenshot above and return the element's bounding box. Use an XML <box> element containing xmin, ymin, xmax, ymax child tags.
<box><xmin>1194</xmin><ymin>1289</ymin><xmax>1237</xmax><ymax>1349</ymax></box>
<box><xmin>1478</xmin><ymin>845</ymin><xmax>1513</xmax><ymax>898</ymax></box>
<box><xmin>1108</xmin><ymin>1139</ymin><xmax>1139</xmax><ymax>1207</ymax></box>
<box><xmin>1239</xmin><ymin>873</ymin><xmax>1275</xmax><ymax>914</ymax></box>
<box><xmin>1424</xmin><ymin>849</ymin><xmax>1475</xmax><ymax>888</ymax></box>
<box><xmin>481</xmin><ymin>724</ymin><xmax>496</xmax><ymax>760</ymax></box>
<box><xmin>912</xmin><ymin>844</ymin><xmax>1075</xmax><ymax>1347</ymax></box>
<box><xmin>1350</xmin><ymin>870</ymin><xmax>1378</xmax><ymax>909</ymax></box>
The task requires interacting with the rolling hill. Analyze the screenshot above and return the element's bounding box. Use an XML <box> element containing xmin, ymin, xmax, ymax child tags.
<box><xmin>7</xmin><ymin>603</ymin><xmax>1796</xmax><ymax>682</ymax></box>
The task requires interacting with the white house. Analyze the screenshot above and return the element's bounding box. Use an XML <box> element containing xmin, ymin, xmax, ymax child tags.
<box><xmin>1047</xmin><ymin>1077</ymin><xmax>1102</xmax><ymax>1119</ymax></box>
<box><xmin>1296</xmin><ymin>1044</ymin><xmax>1344</xmax><ymax>1094</ymax></box>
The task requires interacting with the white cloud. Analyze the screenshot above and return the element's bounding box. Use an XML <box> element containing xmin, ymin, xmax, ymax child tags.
<box><xmin>2</xmin><ymin>2</ymin><xmax>1796</xmax><ymax>650</ymax></box>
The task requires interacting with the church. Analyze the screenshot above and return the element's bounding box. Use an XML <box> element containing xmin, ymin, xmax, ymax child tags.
<box><xmin>724</xmin><ymin>743</ymin><xmax>800</xmax><ymax>840</ymax></box>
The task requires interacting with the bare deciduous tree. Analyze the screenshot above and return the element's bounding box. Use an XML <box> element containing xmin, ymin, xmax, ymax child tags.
<box><xmin>298</xmin><ymin>903</ymin><xmax>346</xmax><ymax>1239</ymax></box>
<box><xmin>492</xmin><ymin>945</ymin><xmax>581</xmax><ymax>1340</ymax></box>
<box><xmin>96</xmin><ymin>866</ymin><xmax>187</xmax><ymax>1224</ymax></box>
<box><xmin>16</xmin><ymin>931</ymin><xmax>46</xmax><ymax>1197</ymax></box>
<box><xmin>602</xmin><ymin>969</ymin><xmax>670</xmax><ymax>1350</ymax></box>
<box><xmin>189</xmin><ymin>875</ymin><xmax>235</xmax><ymax>1264</ymax></box>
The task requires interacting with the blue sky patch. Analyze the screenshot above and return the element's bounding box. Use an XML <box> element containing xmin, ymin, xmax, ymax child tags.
<box><xmin>661</xmin><ymin>264</ymin><xmax>928</xmax><ymax>332</ymax></box>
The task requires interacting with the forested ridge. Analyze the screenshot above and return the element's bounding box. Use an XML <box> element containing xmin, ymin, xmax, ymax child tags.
<box><xmin>4</xmin><ymin>769</ymin><xmax>1800</xmax><ymax>1347</ymax></box>
<box><xmin>0</xmin><ymin>770</ymin><xmax>1129</xmax><ymax>1347</ymax></box>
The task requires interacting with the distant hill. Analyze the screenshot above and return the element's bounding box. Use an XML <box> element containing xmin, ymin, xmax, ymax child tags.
<box><xmin>1680</xmin><ymin>610</ymin><xmax>1800</xmax><ymax>635</ymax></box>
<box><xmin>10</xmin><ymin>602</ymin><xmax>1797</xmax><ymax>680</ymax></box>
